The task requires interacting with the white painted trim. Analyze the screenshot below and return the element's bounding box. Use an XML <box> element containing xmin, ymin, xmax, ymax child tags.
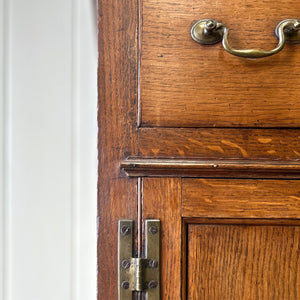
<box><xmin>71</xmin><ymin>0</ymin><xmax>80</xmax><ymax>299</ymax></box>
<box><xmin>1</xmin><ymin>0</ymin><xmax>12</xmax><ymax>299</ymax></box>
<box><xmin>77</xmin><ymin>0</ymin><xmax>98</xmax><ymax>298</ymax></box>
<box><xmin>73</xmin><ymin>0</ymin><xmax>98</xmax><ymax>299</ymax></box>
<box><xmin>0</xmin><ymin>0</ymin><xmax>4</xmax><ymax>298</ymax></box>
<box><xmin>0</xmin><ymin>0</ymin><xmax>97</xmax><ymax>299</ymax></box>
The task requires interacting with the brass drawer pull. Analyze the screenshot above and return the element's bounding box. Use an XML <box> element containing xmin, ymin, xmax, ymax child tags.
<box><xmin>191</xmin><ymin>19</ymin><xmax>300</xmax><ymax>58</ymax></box>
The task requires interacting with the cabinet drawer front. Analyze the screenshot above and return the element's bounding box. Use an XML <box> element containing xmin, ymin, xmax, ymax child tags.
<box><xmin>141</xmin><ymin>0</ymin><xmax>300</xmax><ymax>127</ymax></box>
<box><xmin>182</xmin><ymin>179</ymin><xmax>300</xmax><ymax>218</ymax></box>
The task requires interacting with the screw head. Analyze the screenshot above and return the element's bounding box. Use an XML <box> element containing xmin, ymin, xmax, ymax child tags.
<box><xmin>205</xmin><ymin>20</ymin><xmax>216</xmax><ymax>31</ymax></box>
<box><xmin>294</xmin><ymin>21</ymin><xmax>300</xmax><ymax>30</ymax></box>
<box><xmin>149</xmin><ymin>226</ymin><xmax>158</xmax><ymax>235</ymax></box>
<box><xmin>148</xmin><ymin>280</ymin><xmax>158</xmax><ymax>289</ymax></box>
<box><xmin>148</xmin><ymin>259</ymin><xmax>158</xmax><ymax>268</ymax></box>
<box><xmin>121</xmin><ymin>281</ymin><xmax>130</xmax><ymax>290</ymax></box>
<box><xmin>121</xmin><ymin>225</ymin><xmax>131</xmax><ymax>236</ymax></box>
<box><xmin>121</xmin><ymin>259</ymin><xmax>131</xmax><ymax>270</ymax></box>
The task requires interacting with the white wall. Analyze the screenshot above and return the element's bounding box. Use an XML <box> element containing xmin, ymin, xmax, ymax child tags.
<box><xmin>0</xmin><ymin>0</ymin><xmax>97</xmax><ymax>299</ymax></box>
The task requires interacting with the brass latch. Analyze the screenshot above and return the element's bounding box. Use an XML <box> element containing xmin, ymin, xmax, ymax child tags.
<box><xmin>118</xmin><ymin>219</ymin><xmax>160</xmax><ymax>300</ymax></box>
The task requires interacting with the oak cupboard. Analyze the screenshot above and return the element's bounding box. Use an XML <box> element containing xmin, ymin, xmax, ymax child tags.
<box><xmin>98</xmin><ymin>0</ymin><xmax>300</xmax><ymax>298</ymax></box>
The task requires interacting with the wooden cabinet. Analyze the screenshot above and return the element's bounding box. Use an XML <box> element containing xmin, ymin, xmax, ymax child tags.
<box><xmin>98</xmin><ymin>0</ymin><xmax>300</xmax><ymax>299</ymax></box>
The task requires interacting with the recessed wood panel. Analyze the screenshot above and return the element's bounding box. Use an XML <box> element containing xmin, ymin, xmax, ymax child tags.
<box><xmin>139</xmin><ymin>128</ymin><xmax>300</xmax><ymax>160</ymax></box>
<box><xmin>141</xmin><ymin>0</ymin><xmax>300</xmax><ymax>127</ymax></box>
<box><xmin>182</xmin><ymin>179</ymin><xmax>300</xmax><ymax>218</ymax></box>
<box><xmin>188</xmin><ymin>224</ymin><xmax>300</xmax><ymax>299</ymax></box>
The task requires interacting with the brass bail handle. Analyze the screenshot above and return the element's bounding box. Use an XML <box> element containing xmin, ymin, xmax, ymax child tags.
<box><xmin>191</xmin><ymin>19</ymin><xmax>300</xmax><ymax>58</ymax></box>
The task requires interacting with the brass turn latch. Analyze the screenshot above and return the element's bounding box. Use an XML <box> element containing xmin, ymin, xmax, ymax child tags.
<box><xmin>118</xmin><ymin>219</ymin><xmax>160</xmax><ymax>300</ymax></box>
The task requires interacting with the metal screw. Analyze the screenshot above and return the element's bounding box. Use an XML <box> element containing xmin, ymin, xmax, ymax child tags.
<box><xmin>121</xmin><ymin>259</ymin><xmax>131</xmax><ymax>270</ymax></box>
<box><xmin>148</xmin><ymin>259</ymin><xmax>158</xmax><ymax>268</ymax></box>
<box><xmin>295</xmin><ymin>21</ymin><xmax>300</xmax><ymax>30</ymax></box>
<box><xmin>205</xmin><ymin>20</ymin><xmax>216</xmax><ymax>31</ymax></box>
<box><xmin>148</xmin><ymin>280</ymin><xmax>158</xmax><ymax>289</ymax></box>
<box><xmin>121</xmin><ymin>281</ymin><xmax>130</xmax><ymax>290</ymax></box>
<box><xmin>149</xmin><ymin>226</ymin><xmax>158</xmax><ymax>235</ymax></box>
<box><xmin>121</xmin><ymin>225</ymin><xmax>131</xmax><ymax>236</ymax></box>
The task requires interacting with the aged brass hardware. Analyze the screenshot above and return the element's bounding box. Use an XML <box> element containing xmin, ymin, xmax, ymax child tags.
<box><xmin>118</xmin><ymin>219</ymin><xmax>160</xmax><ymax>300</ymax></box>
<box><xmin>191</xmin><ymin>18</ymin><xmax>300</xmax><ymax>58</ymax></box>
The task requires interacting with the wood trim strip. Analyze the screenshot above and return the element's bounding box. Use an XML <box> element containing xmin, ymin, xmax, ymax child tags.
<box><xmin>121</xmin><ymin>157</ymin><xmax>300</xmax><ymax>178</ymax></box>
<box><xmin>142</xmin><ymin>178</ymin><xmax>183</xmax><ymax>299</ymax></box>
<box><xmin>183</xmin><ymin>218</ymin><xmax>300</xmax><ymax>226</ymax></box>
<box><xmin>182</xmin><ymin>179</ymin><xmax>300</xmax><ymax>219</ymax></box>
<box><xmin>138</xmin><ymin>128</ymin><xmax>300</xmax><ymax>160</ymax></box>
<box><xmin>97</xmin><ymin>0</ymin><xmax>139</xmax><ymax>298</ymax></box>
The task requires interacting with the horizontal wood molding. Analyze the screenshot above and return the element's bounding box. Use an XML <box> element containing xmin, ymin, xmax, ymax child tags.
<box><xmin>121</xmin><ymin>157</ymin><xmax>300</xmax><ymax>178</ymax></box>
<box><xmin>184</xmin><ymin>218</ymin><xmax>300</xmax><ymax>226</ymax></box>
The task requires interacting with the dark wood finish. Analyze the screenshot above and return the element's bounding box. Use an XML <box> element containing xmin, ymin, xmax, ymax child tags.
<box><xmin>139</xmin><ymin>128</ymin><xmax>300</xmax><ymax>160</ymax></box>
<box><xmin>140</xmin><ymin>0</ymin><xmax>300</xmax><ymax>127</ymax></box>
<box><xmin>183</xmin><ymin>179</ymin><xmax>300</xmax><ymax>218</ymax></box>
<box><xmin>97</xmin><ymin>0</ymin><xmax>138</xmax><ymax>298</ymax></box>
<box><xmin>121</xmin><ymin>157</ymin><xmax>300</xmax><ymax>178</ymax></box>
<box><xmin>188</xmin><ymin>224</ymin><xmax>300</xmax><ymax>299</ymax></box>
<box><xmin>185</xmin><ymin>218</ymin><xmax>300</xmax><ymax>226</ymax></box>
<box><xmin>142</xmin><ymin>178</ymin><xmax>184</xmax><ymax>299</ymax></box>
<box><xmin>98</xmin><ymin>0</ymin><xmax>300</xmax><ymax>298</ymax></box>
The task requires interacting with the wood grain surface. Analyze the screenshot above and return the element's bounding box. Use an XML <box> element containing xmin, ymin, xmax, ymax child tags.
<box><xmin>97</xmin><ymin>0</ymin><xmax>138</xmax><ymax>298</ymax></box>
<box><xmin>188</xmin><ymin>224</ymin><xmax>300</xmax><ymax>299</ymax></box>
<box><xmin>139</xmin><ymin>128</ymin><xmax>300</xmax><ymax>160</ymax></box>
<box><xmin>140</xmin><ymin>0</ymin><xmax>300</xmax><ymax>127</ymax></box>
<box><xmin>98</xmin><ymin>0</ymin><xmax>300</xmax><ymax>297</ymax></box>
<box><xmin>121</xmin><ymin>157</ymin><xmax>300</xmax><ymax>178</ymax></box>
<box><xmin>143</xmin><ymin>178</ymin><xmax>184</xmax><ymax>299</ymax></box>
<box><xmin>183</xmin><ymin>179</ymin><xmax>300</xmax><ymax>218</ymax></box>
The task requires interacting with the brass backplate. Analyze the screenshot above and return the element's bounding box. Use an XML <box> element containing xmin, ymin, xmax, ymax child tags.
<box><xmin>275</xmin><ymin>19</ymin><xmax>300</xmax><ymax>44</ymax></box>
<box><xmin>118</xmin><ymin>220</ymin><xmax>134</xmax><ymax>299</ymax></box>
<box><xmin>191</xmin><ymin>19</ymin><xmax>224</xmax><ymax>45</ymax></box>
